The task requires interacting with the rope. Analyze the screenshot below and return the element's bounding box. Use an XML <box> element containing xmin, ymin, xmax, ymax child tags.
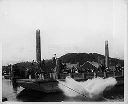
<box><xmin>57</xmin><ymin>80</ymin><xmax>109</xmax><ymax>101</ymax></box>
<box><xmin>57</xmin><ymin>79</ymin><xmax>87</xmax><ymax>98</ymax></box>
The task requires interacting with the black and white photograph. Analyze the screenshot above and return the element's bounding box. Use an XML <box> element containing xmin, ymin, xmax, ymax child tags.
<box><xmin>1</xmin><ymin>0</ymin><xmax>127</xmax><ymax>103</ymax></box>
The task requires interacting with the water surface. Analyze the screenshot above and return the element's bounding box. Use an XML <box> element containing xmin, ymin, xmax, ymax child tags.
<box><xmin>2</xmin><ymin>78</ymin><xmax>124</xmax><ymax>102</ymax></box>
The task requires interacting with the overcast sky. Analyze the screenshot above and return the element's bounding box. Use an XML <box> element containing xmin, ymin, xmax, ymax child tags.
<box><xmin>0</xmin><ymin>0</ymin><xmax>127</xmax><ymax>65</ymax></box>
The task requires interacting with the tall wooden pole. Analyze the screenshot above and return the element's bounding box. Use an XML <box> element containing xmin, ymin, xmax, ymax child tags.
<box><xmin>105</xmin><ymin>40</ymin><xmax>109</xmax><ymax>69</ymax></box>
<box><xmin>36</xmin><ymin>29</ymin><xmax>41</xmax><ymax>69</ymax></box>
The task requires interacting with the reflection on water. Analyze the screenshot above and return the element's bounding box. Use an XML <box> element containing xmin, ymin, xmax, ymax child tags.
<box><xmin>12</xmin><ymin>78</ymin><xmax>19</xmax><ymax>94</ymax></box>
<box><xmin>2</xmin><ymin>78</ymin><xmax>124</xmax><ymax>102</ymax></box>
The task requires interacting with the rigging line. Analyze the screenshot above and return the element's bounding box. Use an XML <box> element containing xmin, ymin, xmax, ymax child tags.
<box><xmin>58</xmin><ymin>81</ymin><xmax>109</xmax><ymax>101</ymax></box>
<box><xmin>102</xmin><ymin>97</ymin><xmax>109</xmax><ymax>101</ymax></box>
<box><xmin>57</xmin><ymin>80</ymin><xmax>87</xmax><ymax>98</ymax></box>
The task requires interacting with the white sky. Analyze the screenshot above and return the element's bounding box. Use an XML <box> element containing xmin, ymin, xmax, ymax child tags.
<box><xmin>0</xmin><ymin>0</ymin><xmax>127</xmax><ymax>65</ymax></box>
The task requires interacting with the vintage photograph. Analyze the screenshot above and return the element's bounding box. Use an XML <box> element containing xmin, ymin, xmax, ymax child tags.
<box><xmin>1</xmin><ymin>0</ymin><xmax>127</xmax><ymax>102</ymax></box>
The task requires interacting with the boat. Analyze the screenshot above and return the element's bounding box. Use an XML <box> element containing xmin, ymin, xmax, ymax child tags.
<box><xmin>16</xmin><ymin>73</ymin><xmax>124</xmax><ymax>93</ymax></box>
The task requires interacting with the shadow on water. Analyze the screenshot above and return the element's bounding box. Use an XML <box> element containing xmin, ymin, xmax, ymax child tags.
<box><xmin>103</xmin><ymin>84</ymin><xmax>124</xmax><ymax>101</ymax></box>
<box><xmin>16</xmin><ymin>89</ymin><xmax>65</xmax><ymax>102</ymax></box>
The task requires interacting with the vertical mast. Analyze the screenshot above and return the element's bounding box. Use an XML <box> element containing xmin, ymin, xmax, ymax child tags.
<box><xmin>36</xmin><ymin>29</ymin><xmax>41</xmax><ymax>68</ymax></box>
<box><xmin>105</xmin><ymin>40</ymin><xmax>109</xmax><ymax>69</ymax></box>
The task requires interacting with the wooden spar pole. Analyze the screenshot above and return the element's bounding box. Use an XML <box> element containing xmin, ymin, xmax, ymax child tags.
<box><xmin>36</xmin><ymin>29</ymin><xmax>41</xmax><ymax>70</ymax></box>
<box><xmin>104</xmin><ymin>40</ymin><xmax>109</xmax><ymax>78</ymax></box>
<box><xmin>105</xmin><ymin>40</ymin><xmax>109</xmax><ymax>69</ymax></box>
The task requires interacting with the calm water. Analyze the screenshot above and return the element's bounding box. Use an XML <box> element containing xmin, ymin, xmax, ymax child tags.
<box><xmin>2</xmin><ymin>78</ymin><xmax>124</xmax><ymax>102</ymax></box>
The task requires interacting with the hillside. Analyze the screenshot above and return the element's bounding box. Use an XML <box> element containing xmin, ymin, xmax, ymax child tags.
<box><xmin>59</xmin><ymin>53</ymin><xmax>124</xmax><ymax>67</ymax></box>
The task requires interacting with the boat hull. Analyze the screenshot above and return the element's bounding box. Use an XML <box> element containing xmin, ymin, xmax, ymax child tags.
<box><xmin>17</xmin><ymin>79</ymin><xmax>61</xmax><ymax>93</ymax></box>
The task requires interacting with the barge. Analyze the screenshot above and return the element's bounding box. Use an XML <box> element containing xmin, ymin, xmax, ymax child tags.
<box><xmin>17</xmin><ymin>75</ymin><xmax>124</xmax><ymax>93</ymax></box>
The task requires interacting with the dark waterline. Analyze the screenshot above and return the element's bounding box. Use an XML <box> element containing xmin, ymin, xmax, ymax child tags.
<box><xmin>2</xmin><ymin>78</ymin><xmax>124</xmax><ymax>102</ymax></box>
